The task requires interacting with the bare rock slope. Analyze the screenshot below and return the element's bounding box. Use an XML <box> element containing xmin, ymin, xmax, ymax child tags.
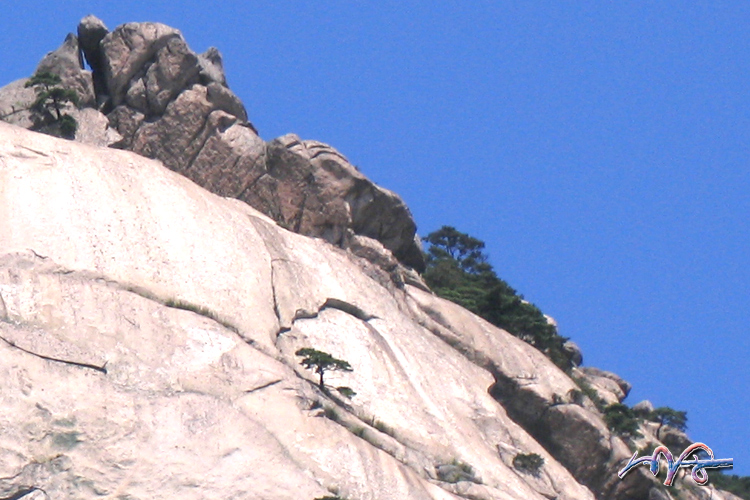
<box><xmin>0</xmin><ymin>121</ymin><xmax>596</xmax><ymax>500</ymax></box>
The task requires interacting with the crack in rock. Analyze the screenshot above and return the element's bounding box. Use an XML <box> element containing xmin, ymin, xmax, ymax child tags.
<box><xmin>0</xmin><ymin>336</ymin><xmax>107</xmax><ymax>374</ymax></box>
<box><xmin>0</xmin><ymin>487</ymin><xmax>47</xmax><ymax>500</ymax></box>
<box><xmin>320</xmin><ymin>298</ymin><xmax>376</xmax><ymax>322</ymax></box>
<box><xmin>244</xmin><ymin>379</ymin><xmax>282</xmax><ymax>394</ymax></box>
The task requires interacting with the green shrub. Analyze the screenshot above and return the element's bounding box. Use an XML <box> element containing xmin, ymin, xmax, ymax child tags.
<box><xmin>710</xmin><ymin>472</ymin><xmax>750</xmax><ymax>500</ymax></box>
<box><xmin>513</xmin><ymin>452</ymin><xmax>545</xmax><ymax>474</ymax></box>
<box><xmin>603</xmin><ymin>403</ymin><xmax>642</xmax><ymax>439</ymax></box>
<box><xmin>647</xmin><ymin>406</ymin><xmax>687</xmax><ymax>440</ymax></box>
<box><xmin>437</xmin><ymin>459</ymin><xmax>479</xmax><ymax>483</ymax></box>
<box><xmin>336</xmin><ymin>386</ymin><xmax>357</xmax><ymax>399</ymax></box>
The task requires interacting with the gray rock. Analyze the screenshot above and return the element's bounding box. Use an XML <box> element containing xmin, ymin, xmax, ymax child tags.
<box><xmin>580</xmin><ymin>366</ymin><xmax>632</xmax><ymax>400</ymax></box>
<box><xmin>70</xmin><ymin>107</ymin><xmax>122</xmax><ymax>147</ymax></box>
<box><xmin>660</xmin><ymin>426</ymin><xmax>692</xmax><ymax>451</ymax></box>
<box><xmin>8</xmin><ymin>17</ymin><xmax>424</xmax><ymax>273</ymax></box>
<box><xmin>206</xmin><ymin>81</ymin><xmax>247</xmax><ymax>121</ymax></box>
<box><xmin>648</xmin><ymin>487</ymin><xmax>671</xmax><ymax>500</ymax></box>
<box><xmin>0</xmin><ymin>79</ymin><xmax>37</xmax><ymax>129</ymax></box>
<box><xmin>198</xmin><ymin>47</ymin><xmax>228</xmax><ymax>86</ymax></box>
<box><xmin>77</xmin><ymin>15</ymin><xmax>109</xmax><ymax>99</ymax></box>
<box><xmin>143</xmin><ymin>35</ymin><xmax>200</xmax><ymax>114</ymax></box>
<box><xmin>563</xmin><ymin>340</ymin><xmax>583</xmax><ymax>367</ymax></box>
<box><xmin>35</xmin><ymin>33</ymin><xmax>96</xmax><ymax>108</ymax></box>
<box><xmin>277</xmin><ymin>135</ymin><xmax>425</xmax><ymax>271</ymax></box>
<box><xmin>0</xmin><ymin>120</ymin><xmax>599</xmax><ymax>500</ymax></box>
<box><xmin>633</xmin><ymin>399</ymin><xmax>655</xmax><ymax>416</ymax></box>
<box><xmin>100</xmin><ymin>22</ymin><xmax>183</xmax><ymax>108</ymax></box>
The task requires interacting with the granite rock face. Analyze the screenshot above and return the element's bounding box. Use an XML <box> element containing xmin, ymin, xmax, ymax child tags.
<box><xmin>0</xmin><ymin>122</ymin><xmax>596</xmax><ymax>500</ymax></box>
<box><xmin>15</xmin><ymin>15</ymin><xmax>423</xmax><ymax>273</ymax></box>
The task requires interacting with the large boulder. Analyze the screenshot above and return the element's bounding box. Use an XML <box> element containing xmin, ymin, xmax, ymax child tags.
<box><xmin>77</xmin><ymin>15</ymin><xmax>110</xmax><ymax>101</ymax></box>
<box><xmin>578</xmin><ymin>366</ymin><xmax>632</xmax><ymax>404</ymax></box>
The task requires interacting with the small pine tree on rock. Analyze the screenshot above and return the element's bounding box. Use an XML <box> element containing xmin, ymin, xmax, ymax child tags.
<box><xmin>295</xmin><ymin>348</ymin><xmax>352</xmax><ymax>390</ymax></box>
<box><xmin>649</xmin><ymin>406</ymin><xmax>687</xmax><ymax>440</ymax></box>
<box><xmin>24</xmin><ymin>71</ymin><xmax>79</xmax><ymax>139</ymax></box>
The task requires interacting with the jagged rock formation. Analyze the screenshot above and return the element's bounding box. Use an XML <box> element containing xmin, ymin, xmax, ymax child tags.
<box><xmin>0</xmin><ymin>17</ymin><xmax>742</xmax><ymax>500</ymax></box>
<box><xmin>1</xmin><ymin>15</ymin><xmax>424</xmax><ymax>273</ymax></box>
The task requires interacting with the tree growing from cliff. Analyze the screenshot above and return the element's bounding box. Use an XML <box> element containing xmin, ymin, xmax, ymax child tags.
<box><xmin>649</xmin><ymin>406</ymin><xmax>687</xmax><ymax>440</ymax></box>
<box><xmin>25</xmin><ymin>71</ymin><xmax>79</xmax><ymax>138</ymax></box>
<box><xmin>295</xmin><ymin>348</ymin><xmax>352</xmax><ymax>390</ymax></box>
<box><xmin>422</xmin><ymin>226</ymin><xmax>572</xmax><ymax>371</ymax></box>
<box><xmin>604</xmin><ymin>403</ymin><xmax>642</xmax><ymax>439</ymax></box>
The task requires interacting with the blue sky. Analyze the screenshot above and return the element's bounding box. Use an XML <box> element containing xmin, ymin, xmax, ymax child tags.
<box><xmin>2</xmin><ymin>1</ymin><xmax>747</xmax><ymax>476</ymax></box>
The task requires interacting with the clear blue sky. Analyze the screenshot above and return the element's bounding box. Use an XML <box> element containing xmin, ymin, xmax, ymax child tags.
<box><xmin>2</xmin><ymin>1</ymin><xmax>747</xmax><ymax>476</ymax></box>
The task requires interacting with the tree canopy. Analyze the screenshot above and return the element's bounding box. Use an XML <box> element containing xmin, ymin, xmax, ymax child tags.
<box><xmin>649</xmin><ymin>406</ymin><xmax>688</xmax><ymax>439</ymax></box>
<box><xmin>422</xmin><ymin>226</ymin><xmax>572</xmax><ymax>371</ymax></box>
<box><xmin>295</xmin><ymin>348</ymin><xmax>353</xmax><ymax>390</ymax></box>
<box><xmin>24</xmin><ymin>71</ymin><xmax>79</xmax><ymax>138</ymax></box>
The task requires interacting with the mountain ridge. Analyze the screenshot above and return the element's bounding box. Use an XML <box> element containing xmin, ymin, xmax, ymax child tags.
<box><xmin>0</xmin><ymin>16</ymin><xmax>741</xmax><ymax>500</ymax></box>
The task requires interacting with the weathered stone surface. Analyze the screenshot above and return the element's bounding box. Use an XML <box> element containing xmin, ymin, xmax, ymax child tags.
<box><xmin>262</xmin><ymin>134</ymin><xmax>425</xmax><ymax>271</ymax></box>
<box><xmin>143</xmin><ymin>35</ymin><xmax>200</xmax><ymax>114</ymax></box>
<box><xmin>0</xmin><ymin>79</ymin><xmax>36</xmax><ymax>129</ymax></box>
<box><xmin>70</xmin><ymin>107</ymin><xmax>122</xmax><ymax>147</ymax></box>
<box><xmin>36</xmin><ymin>33</ymin><xmax>96</xmax><ymax>108</ymax></box>
<box><xmin>563</xmin><ymin>339</ymin><xmax>583</xmax><ymax>367</ymax></box>
<box><xmin>1</xmin><ymin>17</ymin><xmax>423</xmax><ymax>272</ymax></box>
<box><xmin>659</xmin><ymin>426</ymin><xmax>692</xmax><ymax>451</ymax></box>
<box><xmin>77</xmin><ymin>15</ymin><xmax>109</xmax><ymax>100</ymax></box>
<box><xmin>198</xmin><ymin>47</ymin><xmax>228</xmax><ymax>86</ymax></box>
<box><xmin>0</xmin><ymin>121</ymin><xmax>599</xmax><ymax>500</ymax></box>
<box><xmin>633</xmin><ymin>399</ymin><xmax>655</xmax><ymax>416</ymax></box>
<box><xmin>579</xmin><ymin>366</ymin><xmax>632</xmax><ymax>403</ymax></box>
<box><xmin>100</xmin><ymin>22</ymin><xmax>183</xmax><ymax>108</ymax></box>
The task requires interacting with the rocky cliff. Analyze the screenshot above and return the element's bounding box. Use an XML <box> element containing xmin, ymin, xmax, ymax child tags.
<box><xmin>0</xmin><ymin>17</ymin><xmax>740</xmax><ymax>500</ymax></box>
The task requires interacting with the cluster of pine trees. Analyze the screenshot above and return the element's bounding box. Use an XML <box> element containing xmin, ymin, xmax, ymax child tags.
<box><xmin>421</xmin><ymin>226</ymin><xmax>572</xmax><ymax>371</ymax></box>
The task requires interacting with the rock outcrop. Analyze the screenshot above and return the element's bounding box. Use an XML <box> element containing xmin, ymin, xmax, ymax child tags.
<box><xmin>1</xmin><ymin>16</ymin><xmax>424</xmax><ymax>273</ymax></box>
<box><xmin>0</xmin><ymin>16</ymin><xmax>741</xmax><ymax>500</ymax></box>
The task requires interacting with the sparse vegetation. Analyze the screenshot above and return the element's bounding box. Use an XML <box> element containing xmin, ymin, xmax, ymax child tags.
<box><xmin>296</xmin><ymin>348</ymin><xmax>353</xmax><ymax>390</ymax></box>
<box><xmin>164</xmin><ymin>298</ymin><xmax>237</xmax><ymax>331</ymax></box>
<box><xmin>372</xmin><ymin>419</ymin><xmax>394</xmax><ymax>436</ymax></box>
<box><xmin>513</xmin><ymin>452</ymin><xmax>545</xmax><ymax>475</ymax></box>
<box><xmin>24</xmin><ymin>71</ymin><xmax>79</xmax><ymax>138</ymax></box>
<box><xmin>336</xmin><ymin>386</ymin><xmax>357</xmax><ymax>399</ymax></box>
<box><xmin>350</xmin><ymin>426</ymin><xmax>366</xmax><ymax>438</ymax></box>
<box><xmin>323</xmin><ymin>406</ymin><xmax>340</xmax><ymax>422</ymax></box>
<box><xmin>437</xmin><ymin>459</ymin><xmax>479</xmax><ymax>483</ymax></box>
<box><xmin>710</xmin><ymin>471</ymin><xmax>750</xmax><ymax>500</ymax></box>
<box><xmin>572</xmin><ymin>376</ymin><xmax>605</xmax><ymax>410</ymax></box>
<box><xmin>603</xmin><ymin>403</ymin><xmax>642</xmax><ymax>439</ymax></box>
<box><xmin>422</xmin><ymin>226</ymin><xmax>573</xmax><ymax>371</ymax></box>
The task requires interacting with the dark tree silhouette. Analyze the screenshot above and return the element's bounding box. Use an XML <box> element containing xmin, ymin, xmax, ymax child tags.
<box><xmin>295</xmin><ymin>348</ymin><xmax>352</xmax><ymax>390</ymax></box>
<box><xmin>649</xmin><ymin>406</ymin><xmax>687</xmax><ymax>440</ymax></box>
<box><xmin>24</xmin><ymin>71</ymin><xmax>79</xmax><ymax>138</ymax></box>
